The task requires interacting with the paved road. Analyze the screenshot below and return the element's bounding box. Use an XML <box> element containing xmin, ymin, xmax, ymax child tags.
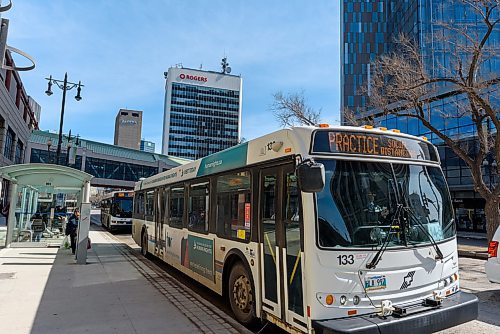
<box><xmin>438</xmin><ymin>257</ymin><xmax>500</xmax><ymax>334</ymax></box>
<box><xmin>457</xmin><ymin>236</ymin><xmax>489</xmax><ymax>249</ymax></box>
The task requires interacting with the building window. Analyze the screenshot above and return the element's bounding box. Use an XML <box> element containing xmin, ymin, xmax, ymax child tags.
<box><xmin>14</xmin><ymin>141</ymin><xmax>24</xmax><ymax>164</ymax></box>
<box><xmin>132</xmin><ymin>113</ymin><xmax>139</xmax><ymax>117</ymax></box>
<box><xmin>84</xmin><ymin>157</ymin><xmax>157</xmax><ymax>181</ymax></box>
<box><xmin>121</xmin><ymin>112</ymin><xmax>128</xmax><ymax>116</ymax></box>
<box><xmin>4</xmin><ymin>127</ymin><xmax>15</xmax><ymax>160</ymax></box>
<box><xmin>30</xmin><ymin>148</ymin><xmax>83</xmax><ymax>169</ymax></box>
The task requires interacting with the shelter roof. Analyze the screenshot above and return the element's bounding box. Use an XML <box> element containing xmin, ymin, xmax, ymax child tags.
<box><xmin>0</xmin><ymin>163</ymin><xmax>93</xmax><ymax>194</ymax></box>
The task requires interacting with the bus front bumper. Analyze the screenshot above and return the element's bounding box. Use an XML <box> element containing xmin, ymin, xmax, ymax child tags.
<box><xmin>312</xmin><ymin>291</ymin><xmax>478</xmax><ymax>334</ymax></box>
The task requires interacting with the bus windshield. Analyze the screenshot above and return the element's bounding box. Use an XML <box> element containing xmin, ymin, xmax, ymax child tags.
<box><xmin>112</xmin><ymin>198</ymin><xmax>133</xmax><ymax>218</ymax></box>
<box><xmin>316</xmin><ymin>159</ymin><xmax>455</xmax><ymax>248</ymax></box>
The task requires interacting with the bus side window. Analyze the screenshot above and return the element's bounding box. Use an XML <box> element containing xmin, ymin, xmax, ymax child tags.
<box><xmin>135</xmin><ymin>192</ymin><xmax>145</xmax><ymax>219</ymax></box>
<box><xmin>285</xmin><ymin>173</ymin><xmax>301</xmax><ymax>224</ymax></box>
<box><xmin>216</xmin><ymin>171</ymin><xmax>251</xmax><ymax>241</ymax></box>
<box><xmin>188</xmin><ymin>181</ymin><xmax>209</xmax><ymax>233</ymax></box>
<box><xmin>145</xmin><ymin>191</ymin><xmax>154</xmax><ymax>221</ymax></box>
<box><xmin>161</xmin><ymin>187</ymin><xmax>168</xmax><ymax>225</ymax></box>
<box><xmin>169</xmin><ymin>185</ymin><xmax>185</xmax><ymax>228</ymax></box>
<box><xmin>139</xmin><ymin>193</ymin><xmax>145</xmax><ymax>216</ymax></box>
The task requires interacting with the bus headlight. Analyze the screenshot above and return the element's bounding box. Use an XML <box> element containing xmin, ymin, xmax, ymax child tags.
<box><xmin>353</xmin><ymin>295</ymin><xmax>361</xmax><ymax>305</ymax></box>
<box><xmin>444</xmin><ymin>277</ymin><xmax>451</xmax><ymax>287</ymax></box>
<box><xmin>316</xmin><ymin>293</ymin><xmax>361</xmax><ymax>307</ymax></box>
<box><xmin>441</xmin><ymin>272</ymin><xmax>459</xmax><ymax>287</ymax></box>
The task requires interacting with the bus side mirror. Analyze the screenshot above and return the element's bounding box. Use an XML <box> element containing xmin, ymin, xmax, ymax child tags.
<box><xmin>297</xmin><ymin>160</ymin><xmax>325</xmax><ymax>193</ymax></box>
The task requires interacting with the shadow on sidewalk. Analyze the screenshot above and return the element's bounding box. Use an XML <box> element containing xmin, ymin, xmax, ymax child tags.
<box><xmin>29</xmin><ymin>240</ymin><xmax>199</xmax><ymax>334</ymax></box>
<box><xmin>29</xmin><ymin>244</ymin><xmax>140</xmax><ymax>333</ymax></box>
<box><xmin>472</xmin><ymin>289</ymin><xmax>500</xmax><ymax>327</ymax></box>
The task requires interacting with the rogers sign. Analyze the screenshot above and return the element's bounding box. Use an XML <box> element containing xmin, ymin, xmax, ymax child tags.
<box><xmin>179</xmin><ymin>73</ymin><xmax>208</xmax><ymax>82</ymax></box>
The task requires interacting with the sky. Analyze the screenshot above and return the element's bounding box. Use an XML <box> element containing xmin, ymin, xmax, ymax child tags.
<box><xmin>5</xmin><ymin>1</ymin><xmax>341</xmax><ymax>153</ymax></box>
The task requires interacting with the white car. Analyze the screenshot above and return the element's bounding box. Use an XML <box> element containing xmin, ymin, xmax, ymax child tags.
<box><xmin>485</xmin><ymin>225</ymin><xmax>500</xmax><ymax>283</ymax></box>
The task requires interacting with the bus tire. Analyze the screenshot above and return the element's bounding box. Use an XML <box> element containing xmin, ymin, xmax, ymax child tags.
<box><xmin>141</xmin><ymin>229</ymin><xmax>148</xmax><ymax>257</ymax></box>
<box><xmin>228</xmin><ymin>262</ymin><xmax>255</xmax><ymax>325</ymax></box>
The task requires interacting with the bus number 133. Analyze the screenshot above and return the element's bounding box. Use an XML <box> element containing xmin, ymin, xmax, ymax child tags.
<box><xmin>337</xmin><ymin>254</ymin><xmax>354</xmax><ymax>265</ymax></box>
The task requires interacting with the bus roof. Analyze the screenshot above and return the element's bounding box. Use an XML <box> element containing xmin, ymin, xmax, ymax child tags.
<box><xmin>135</xmin><ymin>125</ymin><xmax>439</xmax><ymax>191</ymax></box>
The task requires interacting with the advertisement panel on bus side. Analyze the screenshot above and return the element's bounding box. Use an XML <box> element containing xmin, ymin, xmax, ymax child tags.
<box><xmin>181</xmin><ymin>235</ymin><xmax>214</xmax><ymax>281</ymax></box>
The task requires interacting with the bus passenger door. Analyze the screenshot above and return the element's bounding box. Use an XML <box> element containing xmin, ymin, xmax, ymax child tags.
<box><xmin>260</xmin><ymin>169</ymin><xmax>281</xmax><ymax>319</ymax></box>
<box><xmin>259</xmin><ymin>166</ymin><xmax>306</xmax><ymax>330</ymax></box>
<box><xmin>281</xmin><ymin>167</ymin><xmax>306</xmax><ymax>330</ymax></box>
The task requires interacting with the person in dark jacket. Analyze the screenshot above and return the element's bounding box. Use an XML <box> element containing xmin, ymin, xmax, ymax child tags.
<box><xmin>66</xmin><ymin>208</ymin><xmax>80</xmax><ymax>254</ymax></box>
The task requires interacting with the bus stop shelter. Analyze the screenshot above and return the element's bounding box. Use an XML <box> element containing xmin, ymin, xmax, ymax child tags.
<box><xmin>0</xmin><ymin>163</ymin><xmax>93</xmax><ymax>264</ymax></box>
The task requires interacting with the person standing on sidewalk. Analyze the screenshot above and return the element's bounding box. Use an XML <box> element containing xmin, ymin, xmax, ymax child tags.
<box><xmin>66</xmin><ymin>208</ymin><xmax>80</xmax><ymax>254</ymax></box>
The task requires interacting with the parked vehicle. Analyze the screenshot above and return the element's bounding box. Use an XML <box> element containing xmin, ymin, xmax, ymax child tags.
<box><xmin>485</xmin><ymin>226</ymin><xmax>500</xmax><ymax>283</ymax></box>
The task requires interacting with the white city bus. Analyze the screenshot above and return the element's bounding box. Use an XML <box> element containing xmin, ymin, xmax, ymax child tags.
<box><xmin>100</xmin><ymin>191</ymin><xmax>134</xmax><ymax>231</ymax></box>
<box><xmin>132</xmin><ymin>125</ymin><xmax>477</xmax><ymax>334</ymax></box>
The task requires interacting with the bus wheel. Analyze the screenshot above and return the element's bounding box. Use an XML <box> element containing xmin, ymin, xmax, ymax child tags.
<box><xmin>141</xmin><ymin>231</ymin><xmax>148</xmax><ymax>257</ymax></box>
<box><xmin>228</xmin><ymin>262</ymin><xmax>255</xmax><ymax>324</ymax></box>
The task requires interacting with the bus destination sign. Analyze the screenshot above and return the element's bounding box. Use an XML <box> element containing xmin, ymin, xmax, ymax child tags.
<box><xmin>329</xmin><ymin>132</ymin><xmax>412</xmax><ymax>158</ymax></box>
<box><xmin>312</xmin><ymin>130</ymin><xmax>437</xmax><ymax>162</ymax></box>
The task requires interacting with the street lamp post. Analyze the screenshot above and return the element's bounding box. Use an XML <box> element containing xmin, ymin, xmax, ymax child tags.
<box><xmin>46</xmin><ymin>138</ymin><xmax>53</xmax><ymax>163</ymax></box>
<box><xmin>45</xmin><ymin>73</ymin><xmax>83</xmax><ymax>165</ymax></box>
<box><xmin>66</xmin><ymin>130</ymin><xmax>73</xmax><ymax>166</ymax></box>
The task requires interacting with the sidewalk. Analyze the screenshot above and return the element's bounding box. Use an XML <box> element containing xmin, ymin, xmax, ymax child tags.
<box><xmin>0</xmin><ymin>229</ymin><xmax>252</xmax><ymax>334</ymax></box>
<box><xmin>457</xmin><ymin>232</ymin><xmax>489</xmax><ymax>260</ymax></box>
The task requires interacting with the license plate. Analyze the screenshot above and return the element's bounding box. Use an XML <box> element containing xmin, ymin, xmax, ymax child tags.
<box><xmin>365</xmin><ymin>275</ymin><xmax>387</xmax><ymax>291</ymax></box>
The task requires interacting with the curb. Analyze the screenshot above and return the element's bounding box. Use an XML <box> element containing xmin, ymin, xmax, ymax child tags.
<box><xmin>458</xmin><ymin>249</ymin><xmax>489</xmax><ymax>260</ymax></box>
<box><xmin>457</xmin><ymin>235</ymin><xmax>488</xmax><ymax>241</ymax></box>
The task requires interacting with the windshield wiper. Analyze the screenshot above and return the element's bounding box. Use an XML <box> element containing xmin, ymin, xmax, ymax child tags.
<box><xmin>366</xmin><ymin>204</ymin><xmax>404</xmax><ymax>269</ymax></box>
<box><xmin>404</xmin><ymin>207</ymin><xmax>444</xmax><ymax>260</ymax></box>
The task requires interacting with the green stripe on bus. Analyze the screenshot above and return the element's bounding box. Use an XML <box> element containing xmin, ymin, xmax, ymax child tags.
<box><xmin>196</xmin><ymin>143</ymin><xmax>248</xmax><ymax>177</ymax></box>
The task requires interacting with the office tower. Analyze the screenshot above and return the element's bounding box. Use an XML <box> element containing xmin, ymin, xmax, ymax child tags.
<box><xmin>114</xmin><ymin>109</ymin><xmax>142</xmax><ymax>150</ymax></box>
<box><xmin>162</xmin><ymin>66</ymin><xmax>242</xmax><ymax>160</ymax></box>
<box><xmin>341</xmin><ymin>0</ymin><xmax>499</xmax><ymax>233</ymax></box>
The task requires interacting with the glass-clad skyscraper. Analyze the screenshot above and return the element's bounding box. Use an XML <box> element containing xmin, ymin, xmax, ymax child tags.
<box><xmin>162</xmin><ymin>67</ymin><xmax>242</xmax><ymax>160</ymax></box>
<box><xmin>341</xmin><ymin>0</ymin><xmax>499</xmax><ymax>233</ymax></box>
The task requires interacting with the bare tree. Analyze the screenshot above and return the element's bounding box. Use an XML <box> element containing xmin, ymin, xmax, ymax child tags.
<box><xmin>271</xmin><ymin>91</ymin><xmax>322</xmax><ymax>127</ymax></box>
<box><xmin>343</xmin><ymin>107</ymin><xmax>377</xmax><ymax>127</ymax></box>
<box><xmin>361</xmin><ymin>0</ymin><xmax>499</xmax><ymax>240</ymax></box>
